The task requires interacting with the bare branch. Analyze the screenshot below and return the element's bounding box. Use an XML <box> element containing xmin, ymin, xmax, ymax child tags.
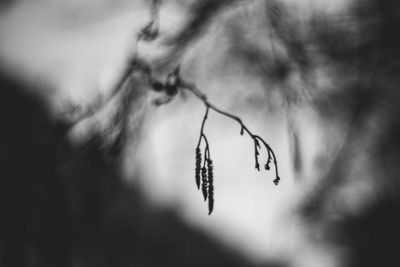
<box><xmin>179</xmin><ymin>78</ymin><xmax>280</xmax><ymax>185</ymax></box>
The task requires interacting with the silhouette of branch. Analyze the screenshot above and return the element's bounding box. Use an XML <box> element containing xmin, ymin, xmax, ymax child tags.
<box><xmin>64</xmin><ymin>0</ymin><xmax>280</xmax><ymax>214</ymax></box>
<box><xmin>178</xmin><ymin>78</ymin><xmax>280</xmax><ymax>186</ymax></box>
<box><xmin>195</xmin><ymin>105</ymin><xmax>215</xmax><ymax>214</ymax></box>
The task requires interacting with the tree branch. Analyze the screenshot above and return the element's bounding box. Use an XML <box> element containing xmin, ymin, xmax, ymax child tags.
<box><xmin>179</xmin><ymin>78</ymin><xmax>280</xmax><ymax>185</ymax></box>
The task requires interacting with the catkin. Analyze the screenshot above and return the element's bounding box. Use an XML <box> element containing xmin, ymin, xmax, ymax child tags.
<box><xmin>207</xmin><ymin>159</ymin><xmax>214</xmax><ymax>214</ymax></box>
<box><xmin>195</xmin><ymin>148</ymin><xmax>202</xmax><ymax>189</ymax></box>
<box><xmin>201</xmin><ymin>166</ymin><xmax>208</xmax><ymax>201</ymax></box>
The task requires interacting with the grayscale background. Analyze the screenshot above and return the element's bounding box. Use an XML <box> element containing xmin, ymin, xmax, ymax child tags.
<box><xmin>0</xmin><ymin>1</ymin><xmax>399</xmax><ymax>267</ymax></box>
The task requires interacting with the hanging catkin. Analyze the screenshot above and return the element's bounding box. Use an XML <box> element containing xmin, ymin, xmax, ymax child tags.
<box><xmin>207</xmin><ymin>159</ymin><xmax>214</xmax><ymax>214</ymax></box>
<box><xmin>201</xmin><ymin>166</ymin><xmax>208</xmax><ymax>201</ymax></box>
<box><xmin>195</xmin><ymin>148</ymin><xmax>202</xmax><ymax>189</ymax></box>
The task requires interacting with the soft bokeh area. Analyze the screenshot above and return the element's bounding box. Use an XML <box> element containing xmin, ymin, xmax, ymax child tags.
<box><xmin>0</xmin><ymin>1</ymin><xmax>299</xmax><ymax>266</ymax></box>
<box><xmin>3</xmin><ymin>1</ymin><xmax>400</xmax><ymax>267</ymax></box>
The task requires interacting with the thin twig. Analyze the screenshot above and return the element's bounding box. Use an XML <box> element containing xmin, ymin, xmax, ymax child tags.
<box><xmin>197</xmin><ymin>107</ymin><xmax>209</xmax><ymax>147</ymax></box>
<box><xmin>180</xmin><ymin>79</ymin><xmax>280</xmax><ymax>184</ymax></box>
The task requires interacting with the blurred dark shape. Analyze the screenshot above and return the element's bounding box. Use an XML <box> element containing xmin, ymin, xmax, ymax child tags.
<box><xmin>211</xmin><ymin>0</ymin><xmax>400</xmax><ymax>265</ymax></box>
<box><xmin>296</xmin><ymin>0</ymin><xmax>400</xmax><ymax>216</ymax></box>
<box><xmin>166</xmin><ymin>0</ymin><xmax>241</xmax><ymax>51</ymax></box>
<box><xmin>263</xmin><ymin>0</ymin><xmax>400</xmax><ymax>266</ymax></box>
<box><xmin>0</xmin><ymin>72</ymin><xmax>73</xmax><ymax>267</ymax></box>
<box><xmin>0</xmin><ymin>71</ymin><xmax>279</xmax><ymax>267</ymax></box>
<box><xmin>138</xmin><ymin>20</ymin><xmax>159</xmax><ymax>42</ymax></box>
<box><xmin>165</xmin><ymin>67</ymin><xmax>180</xmax><ymax>96</ymax></box>
<box><xmin>336</xmin><ymin>200</ymin><xmax>400</xmax><ymax>267</ymax></box>
<box><xmin>151</xmin><ymin>81</ymin><xmax>164</xmax><ymax>92</ymax></box>
<box><xmin>0</xmin><ymin>0</ymin><xmax>16</xmax><ymax>8</ymax></box>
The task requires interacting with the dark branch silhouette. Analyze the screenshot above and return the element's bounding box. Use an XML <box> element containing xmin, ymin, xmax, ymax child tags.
<box><xmin>65</xmin><ymin>0</ymin><xmax>280</xmax><ymax>215</ymax></box>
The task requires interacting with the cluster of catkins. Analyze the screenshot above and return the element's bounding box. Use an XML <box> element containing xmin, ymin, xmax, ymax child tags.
<box><xmin>195</xmin><ymin>147</ymin><xmax>214</xmax><ymax>215</ymax></box>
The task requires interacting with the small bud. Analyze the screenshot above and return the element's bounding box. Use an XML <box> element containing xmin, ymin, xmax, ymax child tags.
<box><xmin>152</xmin><ymin>81</ymin><xmax>164</xmax><ymax>92</ymax></box>
<box><xmin>165</xmin><ymin>85</ymin><xmax>178</xmax><ymax>96</ymax></box>
<box><xmin>264</xmin><ymin>163</ymin><xmax>270</xmax><ymax>170</ymax></box>
<box><xmin>165</xmin><ymin>70</ymin><xmax>180</xmax><ymax>96</ymax></box>
<box><xmin>273</xmin><ymin>176</ymin><xmax>280</xmax><ymax>185</ymax></box>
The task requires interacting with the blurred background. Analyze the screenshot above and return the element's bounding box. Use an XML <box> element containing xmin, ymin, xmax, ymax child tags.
<box><xmin>0</xmin><ymin>1</ymin><xmax>297</xmax><ymax>266</ymax></box>
<box><xmin>2</xmin><ymin>1</ymin><xmax>400</xmax><ymax>267</ymax></box>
